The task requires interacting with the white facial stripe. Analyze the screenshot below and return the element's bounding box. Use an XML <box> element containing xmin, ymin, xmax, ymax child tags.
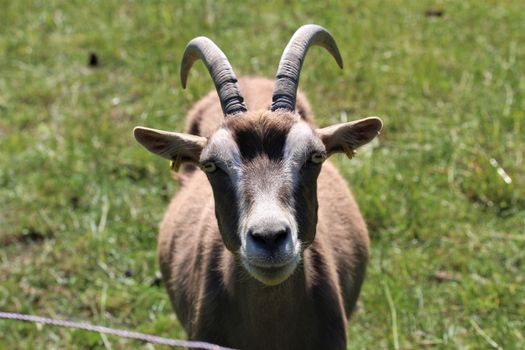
<box><xmin>204</xmin><ymin>128</ymin><xmax>241</xmax><ymax>168</ymax></box>
<box><xmin>283</xmin><ymin>122</ymin><xmax>316</xmax><ymax>160</ymax></box>
<box><xmin>203</xmin><ymin>128</ymin><xmax>242</xmax><ymax>186</ymax></box>
<box><xmin>283</xmin><ymin>121</ymin><xmax>325</xmax><ymax>191</ymax></box>
<box><xmin>202</xmin><ymin>127</ymin><xmax>244</xmax><ymax>218</ymax></box>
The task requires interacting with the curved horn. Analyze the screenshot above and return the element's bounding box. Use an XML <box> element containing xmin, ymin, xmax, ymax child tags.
<box><xmin>181</xmin><ymin>37</ymin><xmax>247</xmax><ymax>116</ymax></box>
<box><xmin>271</xmin><ymin>24</ymin><xmax>343</xmax><ymax>112</ymax></box>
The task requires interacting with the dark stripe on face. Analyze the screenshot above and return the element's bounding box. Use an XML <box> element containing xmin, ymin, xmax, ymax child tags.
<box><xmin>227</xmin><ymin>113</ymin><xmax>295</xmax><ymax>161</ymax></box>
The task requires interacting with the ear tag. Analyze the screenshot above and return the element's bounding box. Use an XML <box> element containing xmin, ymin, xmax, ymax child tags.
<box><xmin>343</xmin><ymin>146</ymin><xmax>356</xmax><ymax>160</ymax></box>
<box><xmin>170</xmin><ymin>155</ymin><xmax>182</xmax><ymax>172</ymax></box>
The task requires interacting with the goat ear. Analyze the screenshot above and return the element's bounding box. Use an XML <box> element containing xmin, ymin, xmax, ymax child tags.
<box><xmin>133</xmin><ymin>126</ymin><xmax>207</xmax><ymax>165</ymax></box>
<box><xmin>316</xmin><ymin>117</ymin><xmax>383</xmax><ymax>156</ymax></box>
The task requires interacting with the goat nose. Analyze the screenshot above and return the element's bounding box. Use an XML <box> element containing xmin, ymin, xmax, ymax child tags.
<box><xmin>248</xmin><ymin>226</ymin><xmax>290</xmax><ymax>253</ymax></box>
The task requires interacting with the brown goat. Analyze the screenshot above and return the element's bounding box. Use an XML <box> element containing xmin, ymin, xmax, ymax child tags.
<box><xmin>134</xmin><ymin>25</ymin><xmax>382</xmax><ymax>350</ymax></box>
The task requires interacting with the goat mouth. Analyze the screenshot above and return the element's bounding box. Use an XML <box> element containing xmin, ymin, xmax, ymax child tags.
<box><xmin>242</xmin><ymin>256</ymin><xmax>299</xmax><ymax>286</ymax></box>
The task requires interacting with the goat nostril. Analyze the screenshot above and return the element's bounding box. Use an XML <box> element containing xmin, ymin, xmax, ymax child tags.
<box><xmin>274</xmin><ymin>230</ymin><xmax>288</xmax><ymax>246</ymax></box>
<box><xmin>249</xmin><ymin>231</ymin><xmax>267</xmax><ymax>246</ymax></box>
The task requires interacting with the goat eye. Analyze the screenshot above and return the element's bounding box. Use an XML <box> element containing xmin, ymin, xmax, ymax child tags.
<box><xmin>310</xmin><ymin>152</ymin><xmax>326</xmax><ymax>164</ymax></box>
<box><xmin>201</xmin><ymin>162</ymin><xmax>217</xmax><ymax>173</ymax></box>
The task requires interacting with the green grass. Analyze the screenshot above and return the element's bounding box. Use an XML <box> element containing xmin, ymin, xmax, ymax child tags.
<box><xmin>1</xmin><ymin>0</ymin><xmax>524</xmax><ymax>348</ymax></box>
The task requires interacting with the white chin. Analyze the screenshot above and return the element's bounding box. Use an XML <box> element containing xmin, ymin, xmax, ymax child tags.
<box><xmin>242</xmin><ymin>259</ymin><xmax>298</xmax><ymax>286</ymax></box>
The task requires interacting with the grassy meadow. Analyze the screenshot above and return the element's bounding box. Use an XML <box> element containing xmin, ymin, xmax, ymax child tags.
<box><xmin>1</xmin><ymin>0</ymin><xmax>524</xmax><ymax>348</ymax></box>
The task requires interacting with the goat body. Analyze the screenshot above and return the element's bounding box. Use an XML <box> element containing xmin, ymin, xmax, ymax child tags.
<box><xmin>159</xmin><ymin>78</ymin><xmax>370</xmax><ymax>349</ymax></box>
<box><xmin>134</xmin><ymin>25</ymin><xmax>382</xmax><ymax>350</ymax></box>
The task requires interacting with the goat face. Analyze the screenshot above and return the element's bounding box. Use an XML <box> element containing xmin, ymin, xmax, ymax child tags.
<box><xmin>134</xmin><ymin>111</ymin><xmax>381</xmax><ymax>285</ymax></box>
<box><xmin>133</xmin><ymin>24</ymin><xmax>382</xmax><ymax>285</ymax></box>
<box><xmin>203</xmin><ymin>111</ymin><xmax>322</xmax><ymax>285</ymax></box>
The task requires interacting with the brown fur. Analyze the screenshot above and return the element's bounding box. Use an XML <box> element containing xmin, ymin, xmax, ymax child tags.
<box><xmin>158</xmin><ymin>77</ymin><xmax>369</xmax><ymax>349</ymax></box>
